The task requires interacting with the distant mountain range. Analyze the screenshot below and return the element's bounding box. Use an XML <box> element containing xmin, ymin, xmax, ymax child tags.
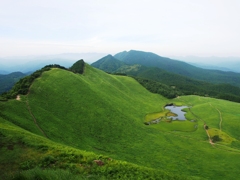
<box><xmin>92</xmin><ymin>50</ymin><xmax>240</xmax><ymax>102</ymax></box>
<box><xmin>112</xmin><ymin>50</ymin><xmax>240</xmax><ymax>87</ymax></box>
<box><xmin>0</xmin><ymin>72</ymin><xmax>27</xmax><ymax>94</ymax></box>
<box><xmin>174</xmin><ymin>56</ymin><xmax>240</xmax><ymax>73</ymax></box>
<box><xmin>0</xmin><ymin>53</ymin><xmax>107</xmax><ymax>74</ymax></box>
<box><xmin>187</xmin><ymin>62</ymin><xmax>234</xmax><ymax>72</ymax></box>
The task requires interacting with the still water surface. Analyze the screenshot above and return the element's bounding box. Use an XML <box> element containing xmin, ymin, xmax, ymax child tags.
<box><xmin>165</xmin><ymin>105</ymin><xmax>188</xmax><ymax>120</ymax></box>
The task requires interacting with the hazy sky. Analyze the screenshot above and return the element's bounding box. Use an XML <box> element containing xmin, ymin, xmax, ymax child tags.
<box><xmin>1</xmin><ymin>0</ymin><xmax>240</xmax><ymax>59</ymax></box>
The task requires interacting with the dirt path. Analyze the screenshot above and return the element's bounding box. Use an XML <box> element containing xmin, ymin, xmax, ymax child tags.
<box><xmin>216</xmin><ymin>108</ymin><xmax>223</xmax><ymax>131</ymax></box>
<box><xmin>188</xmin><ymin>108</ymin><xmax>215</xmax><ymax>145</ymax></box>
<box><xmin>204</xmin><ymin>124</ymin><xmax>214</xmax><ymax>145</ymax></box>
<box><xmin>209</xmin><ymin>103</ymin><xmax>223</xmax><ymax>131</ymax></box>
<box><xmin>26</xmin><ymin>98</ymin><xmax>48</xmax><ymax>138</ymax></box>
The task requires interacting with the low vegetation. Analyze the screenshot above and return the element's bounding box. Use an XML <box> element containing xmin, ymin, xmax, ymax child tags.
<box><xmin>144</xmin><ymin>108</ymin><xmax>198</xmax><ymax>132</ymax></box>
<box><xmin>1</xmin><ymin>61</ymin><xmax>84</xmax><ymax>100</ymax></box>
<box><xmin>1</xmin><ymin>117</ymin><xmax>184</xmax><ymax>180</ymax></box>
<box><xmin>0</xmin><ymin>64</ymin><xmax>67</xmax><ymax>100</ymax></box>
<box><xmin>1</xmin><ymin>63</ymin><xmax>240</xmax><ymax>179</ymax></box>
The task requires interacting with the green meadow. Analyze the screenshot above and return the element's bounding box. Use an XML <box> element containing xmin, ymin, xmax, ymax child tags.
<box><xmin>1</xmin><ymin>64</ymin><xmax>240</xmax><ymax>179</ymax></box>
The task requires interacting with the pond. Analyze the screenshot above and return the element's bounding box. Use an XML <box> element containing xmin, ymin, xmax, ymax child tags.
<box><xmin>165</xmin><ymin>105</ymin><xmax>188</xmax><ymax>120</ymax></box>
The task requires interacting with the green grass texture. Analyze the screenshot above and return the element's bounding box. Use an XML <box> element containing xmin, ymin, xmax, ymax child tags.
<box><xmin>1</xmin><ymin>64</ymin><xmax>240</xmax><ymax>179</ymax></box>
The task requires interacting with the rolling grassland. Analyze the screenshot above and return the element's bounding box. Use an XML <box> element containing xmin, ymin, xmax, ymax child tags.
<box><xmin>1</xmin><ymin>64</ymin><xmax>240</xmax><ymax>179</ymax></box>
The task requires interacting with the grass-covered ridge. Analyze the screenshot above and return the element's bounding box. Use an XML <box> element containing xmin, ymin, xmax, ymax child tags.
<box><xmin>1</xmin><ymin>63</ymin><xmax>240</xmax><ymax>179</ymax></box>
<box><xmin>0</xmin><ymin>64</ymin><xmax>68</xmax><ymax>100</ymax></box>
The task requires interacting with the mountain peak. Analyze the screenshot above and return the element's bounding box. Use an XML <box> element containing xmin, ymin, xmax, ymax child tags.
<box><xmin>91</xmin><ymin>54</ymin><xmax>125</xmax><ymax>72</ymax></box>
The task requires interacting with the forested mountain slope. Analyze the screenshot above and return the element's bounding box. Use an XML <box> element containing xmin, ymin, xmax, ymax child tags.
<box><xmin>0</xmin><ymin>72</ymin><xmax>26</xmax><ymax>94</ymax></box>
<box><xmin>92</xmin><ymin>55</ymin><xmax>240</xmax><ymax>102</ymax></box>
<box><xmin>114</xmin><ymin>50</ymin><xmax>240</xmax><ymax>87</ymax></box>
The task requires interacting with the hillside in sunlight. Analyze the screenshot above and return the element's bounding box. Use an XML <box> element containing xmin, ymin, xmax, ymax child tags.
<box><xmin>1</xmin><ymin>62</ymin><xmax>240</xmax><ymax>179</ymax></box>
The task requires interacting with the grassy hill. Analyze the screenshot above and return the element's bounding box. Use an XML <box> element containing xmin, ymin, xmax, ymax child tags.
<box><xmin>1</xmin><ymin>63</ymin><xmax>240</xmax><ymax>179</ymax></box>
<box><xmin>114</xmin><ymin>50</ymin><xmax>240</xmax><ymax>87</ymax></box>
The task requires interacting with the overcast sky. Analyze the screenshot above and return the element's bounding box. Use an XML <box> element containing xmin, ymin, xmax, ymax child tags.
<box><xmin>1</xmin><ymin>0</ymin><xmax>240</xmax><ymax>60</ymax></box>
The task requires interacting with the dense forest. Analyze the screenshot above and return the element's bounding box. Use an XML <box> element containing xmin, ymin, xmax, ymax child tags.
<box><xmin>133</xmin><ymin>77</ymin><xmax>181</xmax><ymax>98</ymax></box>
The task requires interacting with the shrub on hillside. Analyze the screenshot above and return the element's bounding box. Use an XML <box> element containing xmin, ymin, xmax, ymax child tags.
<box><xmin>212</xmin><ymin>135</ymin><xmax>222</xmax><ymax>142</ymax></box>
<box><xmin>69</xmin><ymin>60</ymin><xmax>85</xmax><ymax>74</ymax></box>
